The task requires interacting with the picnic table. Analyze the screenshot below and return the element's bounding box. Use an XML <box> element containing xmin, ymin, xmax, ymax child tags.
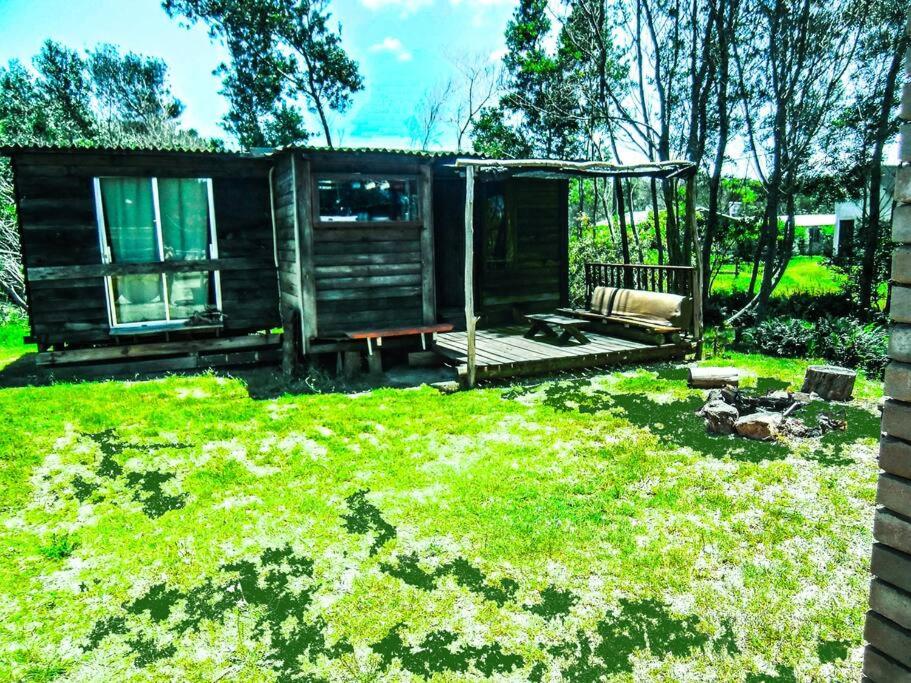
<box><xmin>523</xmin><ymin>313</ymin><xmax>591</xmax><ymax>345</ymax></box>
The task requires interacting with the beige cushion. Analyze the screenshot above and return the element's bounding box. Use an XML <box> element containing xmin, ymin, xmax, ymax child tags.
<box><xmin>591</xmin><ymin>286</ymin><xmax>691</xmax><ymax>328</ymax></box>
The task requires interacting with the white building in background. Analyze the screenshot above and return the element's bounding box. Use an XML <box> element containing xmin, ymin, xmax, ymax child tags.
<box><xmin>833</xmin><ymin>202</ymin><xmax>863</xmax><ymax>256</ymax></box>
<box><xmin>832</xmin><ymin>164</ymin><xmax>896</xmax><ymax>257</ymax></box>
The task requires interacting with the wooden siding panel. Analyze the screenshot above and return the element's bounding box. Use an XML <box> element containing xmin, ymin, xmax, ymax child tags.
<box><xmin>311</xmin><ymin>223</ymin><xmax>425</xmax><ymax>333</ymax></box>
<box><xmin>12</xmin><ymin>152</ymin><xmax>277</xmax><ymax>345</ymax></box>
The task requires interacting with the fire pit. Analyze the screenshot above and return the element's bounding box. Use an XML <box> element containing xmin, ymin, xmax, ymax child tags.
<box><xmin>696</xmin><ymin>385</ymin><xmax>847</xmax><ymax>442</ymax></box>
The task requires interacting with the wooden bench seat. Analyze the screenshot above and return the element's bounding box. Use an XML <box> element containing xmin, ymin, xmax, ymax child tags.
<box><xmin>342</xmin><ymin>323</ymin><xmax>455</xmax><ymax>374</ymax></box>
<box><xmin>344</xmin><ymin>323</ymin><xmax>453</xmax><ymax>340</ymax></box>
<box><xmin>555</xmin><ymin>308</ymin><xmax>681</xmax><ymax>334</ymax></box>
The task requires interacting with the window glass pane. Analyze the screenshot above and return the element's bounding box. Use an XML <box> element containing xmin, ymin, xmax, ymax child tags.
<box><xmin>166</xmin><ymin>271</ymin><xmax>211</xmax><ymax>320</ymax></box>
<box><xmin>158</xmin><ymin>178</ymin><xmax>210</xmax><ymax>261</ymax></box>
<box><xmin>317</xmin><ymin>177</ymin><xmax>419</xmax><ymax>222</ymax></box>
<box><xmin>111</xmin><ymin>274</ymin><xmax>166</xmax><ymax>323</ymax></box>
<box><xmin>100</xmin><ymin>178</ymin><xmax>158</xmax><ymax>263</ymax></box>
<box><xmin>485</xmin><ymin>193</ymin><xmax>508</xmax><ymax>262</ymax></box>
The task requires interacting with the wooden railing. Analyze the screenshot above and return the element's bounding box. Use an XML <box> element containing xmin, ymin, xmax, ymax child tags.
<box><xmin>584</xmin><ymin>262</ymin><xmax>696</xmax><ymax>301</ymax></box>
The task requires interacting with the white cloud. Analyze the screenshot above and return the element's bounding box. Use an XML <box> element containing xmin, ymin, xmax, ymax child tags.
<box><xmin>369</xmin><ymin>37</ymin><xmax>414</xmax><ymax>62</ymax></box>
<box><xmin>488</xmin><ymin>47</ymin><xmax>508</xmax><ymax>63</ymax></box>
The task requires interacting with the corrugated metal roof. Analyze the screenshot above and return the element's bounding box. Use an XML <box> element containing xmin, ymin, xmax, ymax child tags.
<box><xmin>278</xmin><ymin>145</ymin><xmax>481</xmax><ymax>159</ymax></box>
<box><xmin>0</xmin><ymin>140</ymin><xmax>243</xmax><ymax>156</ymax></box>
<box><xmin>0</xmin><ymin>141</ymin><xmax>484</xmax><ymax>160</ymax></box>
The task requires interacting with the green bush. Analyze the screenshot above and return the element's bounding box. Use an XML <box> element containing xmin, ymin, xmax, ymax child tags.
<box><xmin>739</xmin><ymin>315</ymin><xmax>888</xmax><ymax>379</ymax></box>
<box><xmin>568</xmin><ymin>230</ymin><xmax>621</xmax><ymax>306</ymax></box>
<box><xmin>741</xmin><ymin>318</ymin><xmax>813</xmax><ymax>357</ymax></box>
<box><xmin>814</xmin><ymin>317</ymin><xmax>889</xmax><ymax>378</ymax></box>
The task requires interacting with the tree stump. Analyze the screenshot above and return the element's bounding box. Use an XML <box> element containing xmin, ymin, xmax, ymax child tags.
<box><xmin>801</xmin><ymin>365</ymin><xmax>856</xmax><ymax>401</ymax></box>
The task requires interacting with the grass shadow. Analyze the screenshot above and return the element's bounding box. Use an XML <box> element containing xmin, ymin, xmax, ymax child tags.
<box><xmin>54</xmin><ymin>430</ymin><xmax>192</xmax><ymax>519</ymax></box>
<box><xmin>798</xmin><ymin>401</ymin><xmax>881</xmax><ymax>466</ymax></box>
<box><xmin>508</xmin><ymin>378</ymin><xmax>790</xmax><ymax>463</ymax></box>
<box><xmin>756</xmin><ymin>377</ymin><xmax>791</xmax><ymax>393</ymax></box>
<box><xmin>549</xmin><ymin>598</ymin><xmax>738</xmax><ymax>680</ymax></box>
<box><xmin>85</xmin><ymin>544</ymin><xmax>352</xmax><ymax>676</ymax></box>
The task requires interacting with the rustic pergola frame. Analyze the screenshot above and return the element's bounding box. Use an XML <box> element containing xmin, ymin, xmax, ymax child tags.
<box><xmin>455</xmin><ymin>157</ymin><xmax>703</xmax><ymax>388</ymax></box>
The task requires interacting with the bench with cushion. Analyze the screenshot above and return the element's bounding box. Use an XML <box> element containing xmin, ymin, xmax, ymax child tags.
<box><xmin>558</xmin><ymin>286</ymin><xmax>693</xmax><ymax>344</ymax></box>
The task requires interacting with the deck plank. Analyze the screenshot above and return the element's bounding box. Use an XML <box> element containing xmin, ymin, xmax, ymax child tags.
<box><xmin>433</xmin><ymin>325</ymin><xmax>689</xmax><ymax>378</ymax></box>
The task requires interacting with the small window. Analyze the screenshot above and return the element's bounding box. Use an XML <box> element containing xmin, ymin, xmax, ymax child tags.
<box><xmin>485</xmin><ymin>193</ymin><xmax>508</xmax><ymax>262</ymax></box>
<box><xmin>95</xmin><ymin>177</ymin><xmax>221</xmax><ymax>328</ymax></box>
<box><xmin>316</xmin><ymin>176</ymin><xmax>420</xmax><ymax>223</ymax></box>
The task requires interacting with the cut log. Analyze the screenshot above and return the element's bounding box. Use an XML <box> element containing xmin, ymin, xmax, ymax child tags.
<box><xmin>801</xmin><ymin>365</ymin><xmax>856</xmax><ymax>401</ymax></box>
<box><xmin>688</xmin><ymin>366</ymin><xmax>740</xmax><ymax>389</ymax></box>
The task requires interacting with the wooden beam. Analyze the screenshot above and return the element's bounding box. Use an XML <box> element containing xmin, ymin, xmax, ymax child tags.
<box><xmin>27</xmin><ymin>257</ymin><xmax>272</xmax><ymax>282</ymax></box>
<box><xmin>453</xmin><ymin>157</ymin><xmax>697</xmax><ymax>178</ymax></box>
<box><xmin>36</xmin><ymin>333</ymin><xmax>281</xmax><ymax>366</ymax></box>
<box><xmin>296</xmin><ymin>155</ymin><xmax>317</xmax><ymax>352</ymax></box>
<box><xmin>464</xmin><ymin>164</ymin><xmax>477</xmax><ymax>388</ymax></box>
<box><xmin>420</xmin><ymin>164</ymin><xmax>437</xmax><ymax>325</ymax></box>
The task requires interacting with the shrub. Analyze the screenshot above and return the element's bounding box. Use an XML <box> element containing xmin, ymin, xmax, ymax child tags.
<box><xmin>741</xmin><ymin>317</ymin><xmax>813</xmax><ymax>357</ymax></box>
<box><xmin>705</xmin><ymin>291</ymin><xmax>853</xmax><ymax>327</ymax></box>
<box><xmin>38</xmin><ymin>533</ymin><xmax>79</xmax><ymax>560</ymax></box>
<box><xmin>568</xmin><ymin>231</ymin><xmax>621</xmax><ymax>306</ymax></box>
<box><xmin>738</xmin><ymin>315</ymin><xmax>888</xmax><ymax>379</ymax></box>
<box><xmin>814</xmin><ymin>317</ymin><xmax>889</xmax><ymax>378</ymax></box>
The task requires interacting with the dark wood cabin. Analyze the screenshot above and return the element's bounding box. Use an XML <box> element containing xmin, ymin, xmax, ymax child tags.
<box><xmin>1</xmin><ymin>145</ymin><xmax>570</xmax><ymax>372</ymax></box>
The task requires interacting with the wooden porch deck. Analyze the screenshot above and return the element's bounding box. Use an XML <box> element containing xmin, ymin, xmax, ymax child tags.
<box><xmin>433</xmin><ymin>325</ymin><xmax>691</xmax><ymax>380</ymax></box>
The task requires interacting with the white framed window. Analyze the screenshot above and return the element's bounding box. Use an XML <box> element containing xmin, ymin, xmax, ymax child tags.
<box><xmin>93</xmin><ymin>177</ymin><xmax>222</xmax><ymax>330</ymax></box>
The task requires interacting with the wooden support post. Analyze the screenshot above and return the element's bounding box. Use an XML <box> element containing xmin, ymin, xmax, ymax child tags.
<box><xmin>342</xmin><ymin>351</ymin><xmax>361</xmax><ymax>379</ymax></box>
<box><xmin>367</xmin><ymin>349</ymin><xmax>383</xmax><ymax>375</ymax></box>
<box><xmin>419</xmin><ymin>164</ymin><xmax>437</xmax><ymax>325</ymax></box>
<box><xmin>685</xmin><ymin>173</ymin><xmax>704</xmax><ymax>359</ymax></box>
<box><xmin>295</xmin><ymin>155</ymin><xmax>317</xmax><ymax>353</ymax></box>
<box><xmin>282</xmin><ymin>310</ymin><xmax>299</xmax><ymax>376</ymax></box>
<box><xmin>464</xmin><ymin>165</ymin><xmax>477</xmax><ymax>389</ymax></box>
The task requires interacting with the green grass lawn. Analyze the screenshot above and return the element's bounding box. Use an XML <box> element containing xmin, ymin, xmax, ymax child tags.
<box><xmin>712</xmin><ymin>256</ymin><xmax>845</xmax><ymax>297</ymax></box>
<box><xmin>0</xmin><ymin>324</ymin><xmax>879</xmax><ymax>681</ymax></box>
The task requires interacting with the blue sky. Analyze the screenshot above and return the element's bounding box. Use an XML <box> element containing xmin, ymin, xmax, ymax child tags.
<box><xmin>0</xmin><ymin>0</ymin><xmax>517</xmax><ymax>149</ymax></box>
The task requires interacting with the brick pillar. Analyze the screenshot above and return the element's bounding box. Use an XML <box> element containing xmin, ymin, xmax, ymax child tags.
<box><xmin>862</xmin><ymin>39</ymin><xmax>911</xmax><ymax>681</ymax></box>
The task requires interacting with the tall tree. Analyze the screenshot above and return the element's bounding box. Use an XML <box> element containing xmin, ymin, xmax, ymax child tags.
<box><xmin>448</xmin><ymin>53</ymin><xmax>502</xmax><ymax>153</ymax></box>
<box><xmin>847</xmin><ymin>1</ymin><xmax>909</xmax><ymax>313</ymax></box>
<box><xmin>490</xmin><ymin>0</ymin><xmax>584</xmax><ymax>158</ymax></box>
<box><xmin>408</xmin><ymin>80</ymin><xmax>453</xmax><ymax>150</ymax></box>
<box><xmin>164</xmin><ymin>0</ymin><xmax>363</xmax><ymax>148</ymax></box>
<box><xmin>0</xmin><ymin>41</ymin><xmax>211</xmax><ymax>310</ymax></box>
<box><xmin>735</xmin><ymin>0</ymin><xmax>858</xmax><ymax>317</ymax></box>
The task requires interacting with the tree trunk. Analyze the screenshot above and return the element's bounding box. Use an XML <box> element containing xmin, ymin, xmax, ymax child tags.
<box><xmin>615</xmin><ymin>177</ymin><xmax>632</xmax><ymax>274</ymax></box>
<box><xmin>650</xmin><ymin>177</ymin><xmax>665</xmax><ymax>267</ymax></box>
<box><xmin>628</xmin><ymin>184</ymin><xmax>645</xmax><ymax>262</ymax></box>
<box><xmin>663</xmin><ymin>180</ymin><xmax>680</xmax><ymax>264</ymax></box>
<box><xmin>802</xmin><ymin>365</ymin><xmax>856</xmax><ymax>401</ymax></box>
<box><xmin>859</xmin><ymin>39</ymin><xmax>905</xmax><ymax>313</ymax></box>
